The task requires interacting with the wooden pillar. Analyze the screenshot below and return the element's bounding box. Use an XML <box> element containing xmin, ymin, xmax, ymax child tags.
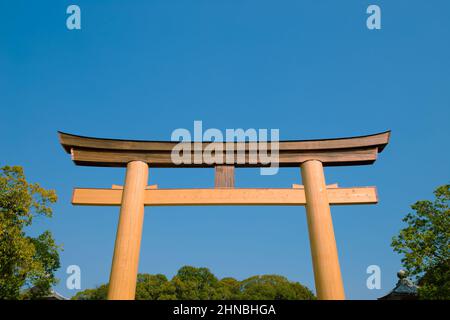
<box><xmin>301</xmin><ymin>160</ymin><xmax>345</xmax><ymax>300</ymax></box>
<box><xmin>107</xmin><ymin>161</ymin><xmax>148</xmax><ymax>300</ymax></box>
<box><xmin>214</xmin><ymin>165</ymin><xmax>235</xmax><ymax>188</ymax></box>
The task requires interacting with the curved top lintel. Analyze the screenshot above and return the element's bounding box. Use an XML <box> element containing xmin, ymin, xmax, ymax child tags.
<box><xmin>58</xmin><ymin>130</ymin><xmax>390</xmax><ymax>167</ymax></box>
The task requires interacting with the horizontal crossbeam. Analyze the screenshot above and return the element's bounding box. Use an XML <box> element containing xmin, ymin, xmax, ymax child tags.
<box><xmin>72</xmin><ymin>187</ymin><xmax>377</xmax><ymax>206</ymax></box>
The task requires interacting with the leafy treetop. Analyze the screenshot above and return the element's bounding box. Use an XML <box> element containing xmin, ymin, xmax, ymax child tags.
<box><xmin>391</xmin><ymin>184</ymin><xmax>449</xmax><ymax>299</ymax></box>
<box><xmin>0</xmin><ymin>166</ymin><xmax>60</xmax><ymax>299</ymax></box>
<box><xmin>73</xmin><ymin>265</ymin><xmax>316</xmax><ymax>300</ymax></box>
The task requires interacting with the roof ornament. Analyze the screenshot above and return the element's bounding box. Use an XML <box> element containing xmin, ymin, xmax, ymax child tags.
<box><xmin>378</xmin><ymin>270</ymin><xmax>419</xmax><ymax>300</ymax></box>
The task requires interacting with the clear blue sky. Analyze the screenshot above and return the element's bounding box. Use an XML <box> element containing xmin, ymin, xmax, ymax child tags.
<box><xmin>1</xmin><ymin>1</ymin><xmax>449</xmax><ymax>299</ymax></box>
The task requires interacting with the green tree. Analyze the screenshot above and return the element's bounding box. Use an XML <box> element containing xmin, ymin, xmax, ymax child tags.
<box><xmin>0</xmin><ymin>166</ymin><xmax>60</xmax><ymax>299</ymax></box>
<box><xmin>172</xmin><ymin>266</ymin><xmax>219</xmax><ymax>300</ymax></box>
<box><xmin>72</xmin><ymin>284</ymin><xmax>108</xmax><ymax>300</ymax></box>
<box><xmin>391</xmin><ymin>184</ymin><xmax>450</xmax><ymax>299</ymax></box>
<box><xmin>214</xmin><ymin>277</ymin><xmax>241</xmax><ymax>299</ymax></box>
<box><xmin>72</xmin><ymin>266</ymin><xmax>315</xmax><ymax>300</ymax></box>
<box><xmin>239</xmin><ymin>275</ymin><xmax>315</xmax><ymax>300</ymax></box>
<box><xmin>136</xmin><ymin>274</ymin><xmax>176</xmax><ymax>300</ymax></box>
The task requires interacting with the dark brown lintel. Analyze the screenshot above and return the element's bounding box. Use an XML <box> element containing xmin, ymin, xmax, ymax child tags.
<box><xmin>59</xmin><ymin>131</ymin><xmax>390</xmax><ymax>167</ymax></box>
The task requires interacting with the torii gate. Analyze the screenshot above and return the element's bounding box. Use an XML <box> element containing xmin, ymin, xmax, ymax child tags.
<box><xmin>59</xmin><ymin>130</ymin><xmax>390</xmax><ymax>300</ymax></box>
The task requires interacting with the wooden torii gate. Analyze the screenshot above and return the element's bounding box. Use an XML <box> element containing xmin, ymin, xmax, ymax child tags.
<box><xmin>59</xmin><ymin>130</ymin><xmax>390</xmax><ymax>300</ymax></box>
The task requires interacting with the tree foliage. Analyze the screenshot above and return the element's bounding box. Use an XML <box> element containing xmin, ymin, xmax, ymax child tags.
<box><xmin>70</xmin><ymin>284</ymin><xmax>109</xmax><ymax>300</ymax></box>
<box><xmin>0</xmin><ymin>166</ymin><xmax>60</xmax><ymax>299</ymax></box>
<box><xmin>239</xmin><ymin>275</ymin><xmax>314</xmax><ymax>300</ymax></box>
<box><xmin>72</xmin><ymin>266</ymin><xmax>315</xmax><ymax>300</ymax></box>
<box><xmin>391</xmin><ymin>184</ymin><xmax>450</xmax><ymax>299</ymax></box>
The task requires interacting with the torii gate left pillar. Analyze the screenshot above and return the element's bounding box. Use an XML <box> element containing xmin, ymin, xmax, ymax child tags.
<box><xmin>108</xmin><ymin>161</ymin><xmax>148</xmax><ymax>300</ymax></box>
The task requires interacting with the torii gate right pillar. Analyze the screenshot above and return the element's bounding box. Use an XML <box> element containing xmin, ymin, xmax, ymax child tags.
<box><xmin>301</xmin><ymin>160</ymin><xmax>345</xmax><ymax>300</ymax></box>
